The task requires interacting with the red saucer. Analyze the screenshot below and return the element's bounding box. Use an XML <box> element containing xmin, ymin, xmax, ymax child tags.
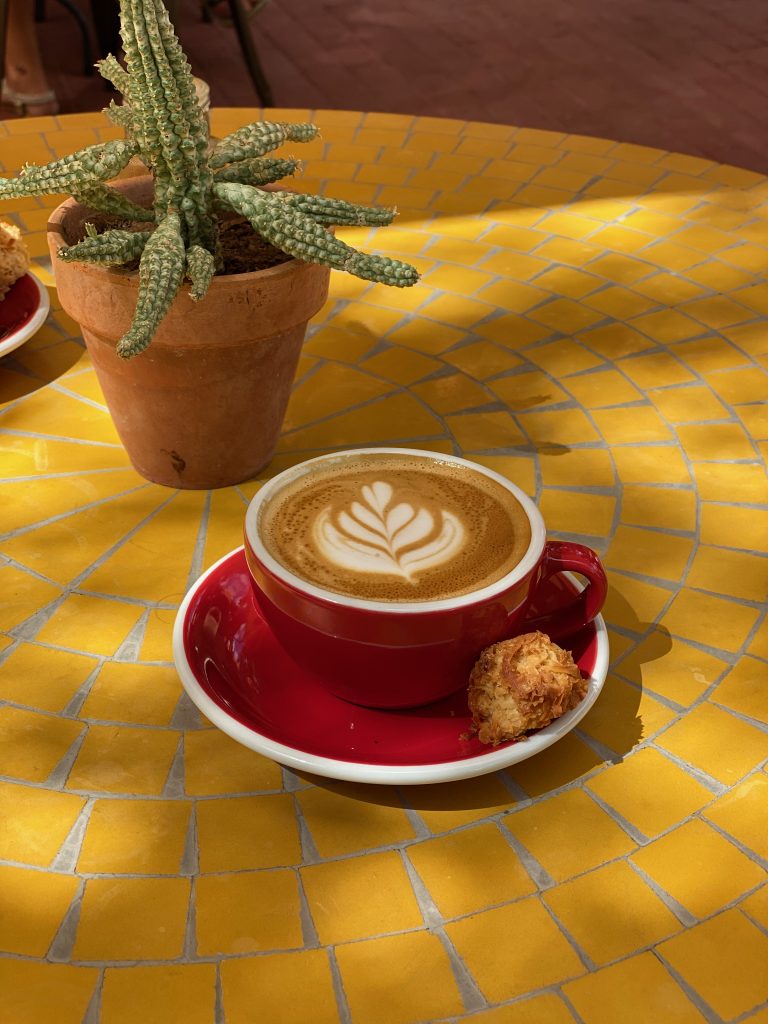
<box><xmin>173</xmin><ymin>548</ymin><xmax>609</xmax><ymax>784</ymax></box>
<box><xmin>0</xmin><ymin>273</ymin><xmax>49</xmax><ymax>358</ymax></box>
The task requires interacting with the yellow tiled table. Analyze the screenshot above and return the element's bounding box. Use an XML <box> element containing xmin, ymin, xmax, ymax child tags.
<box><xmin>1</xmin><ymin>108</ymin><xmax>767</xmax><ymax>1024</ymax></box>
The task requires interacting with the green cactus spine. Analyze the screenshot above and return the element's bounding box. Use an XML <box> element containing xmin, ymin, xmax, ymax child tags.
<box><xmin>0</xmin><ymin>0</ymin><xmax>418</xmax><ymax>358</ymax></box>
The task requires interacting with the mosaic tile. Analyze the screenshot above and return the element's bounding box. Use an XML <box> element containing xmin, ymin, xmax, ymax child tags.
<box><xmin>656</xmin><ymin>702</ymin><xmax>768</xmax><ymax>785</ymax></box>
<box><xmin>66</xmin><ymin>724</ymin><xmax>180</xmax><ymax>795</ymax></box>
<box><xmin>0</xmin><ymin>960</ymin><xmax>98</xmax><ymax>1024</ymax></box>
<box><xmin>605</xmin><ymin>526</ymin><xmax>694</xmax><ymax>583</ymax></box>
<box><xmin>489</xmin><ymin>369</ymin><xmax>570</xmax><ymax>410</ymax></box>
<box><xmin>407</xmin><ymin>822</ymin><xmax>535</xmax><ymax>918</ymax></box>
<box><xmin>615</xmin><ymin>630</ymin><xmax>728</xmax><ymax>706</ymax></box>
<box><xmin>577</xmin><ymin>674</ymin><xmax>677</xmax><ymax>754</ymax></box>
<box><xmin>302</xmin><ymin>851</ymin><xmax>423</xmax><ymax>943</ymax></box>
<box><xmin>221</xmin><ymin>950</ymin><xmax>337</xmax><ymax>1024</ymax></box>
<box><xmin>632</xmin><ymin>819</ymin><xmax>766</xmax><ymax>919</ymax></box>
<box><xmin>184</xmin><ymin>729</ymin><xmax>282</xmax><ymax>795</ymax></box>
<box><xmin>408</xmin><ymin>775</ymin><xmax>515</xmax><ymax>832</ymax></box>
<box><xmin>504</xmin><ymin>790</ymin><xmax>634</xmax><ymax>882</ymax></box>
<box><xmin>703</xmin><ymin>773</ymin><xmax>768</xmax><ymax>861</ymax></box>
<box><xmin>657</xmin><ymin>910</ymin><xmax>768</xmax><ymax>1021</ymax></box>
<box><xmin>0</xmin><ymin>643</ymin><xmax>97</xmax><ymax>712</ymax></box>
<box><xmin>196</xmin><ymin>870</ymin><xmax>303</xmax><ymax>954</ymax></box>
<box><xmin>619</xmin><ymin>485</ymin><xmax>696</xmax><ymax>532</ymax></box>
<box><xmin>99</xmin><ymin>965</ymin><xmax>217</xmax><ymax>1024</ymax></box>
<box><xmin>665</xmin><ymin>587</ymin><xmax>762</xmax><ymax>654</ymax></box>
<box><xmin>196</xmin><ymin>794</ymin><xmax>301</xmax><ymax>871</ymax></box>
<box><xmin>562</xmin><ymin>953</ymin><xmax>707</xmax><ymax>1024</ymax></box>
<box><xmin>335</xmin><ymin>931</ymin><xmax>464</xmax><ymax>1024</ymax></box>
<box><xmin>79</xmin><ymin>662</ymin><xmax>181</xmax><ymax>725</ymax></box>
<box><xmin>586</xmin><ymin>748</ymin><xmax>713</xmax><ymax>837</ymax></box>
<box><xmin>0</xmin><ymin>706</ymin><xmax>82</xmax><ymax>783</ymax></box>
<box><xmin>73</xmin><ymin>877</ymin><xmax>190</xmax><ymax>960</ymax></box>
<box><xmin>544</xmin><ymin>860</ymin><xmax>681</xmax><ymax>964</ymax></box>
<box><xmin>446</xmin><ymin>898</ymin><xmax>585</xmax><ymax>1001</ymax></box>
<box><xmin>504</xmin><ymin>732</ymin><xmax>605</xmax><ymax>796</ymax></box>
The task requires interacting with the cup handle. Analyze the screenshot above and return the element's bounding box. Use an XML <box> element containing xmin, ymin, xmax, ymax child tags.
<box><xmin>522</xmin><ymin>540</ymin><xmax>607</xmax><ymax>640</ymax></box>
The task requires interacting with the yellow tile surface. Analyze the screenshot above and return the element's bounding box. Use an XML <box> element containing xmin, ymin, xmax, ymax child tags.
<box><xmin>222</xmin><ymin>951</ymin><xmax>339</xmax><ymax>1024</ymax></box>
<box><xmin>67</xmin><ymin>724</ymin><xmax>180</xmax><ymax>795</ymax></box>
<box><xmin>563</xmin><ymin>952</ymin><xmax>707</xmax><ymax>1024</ymax></box>
<box><xmin>620</xmin><ymin>485</ymin><xmax>696</xmax><ymax>532</ymax></box>
<box><xmin>302</xmin><ymin>851</ymin><xmax>423</xmax><ymax>943</ymax></box>
<box><xmin>505</xmin><ymin>732</ymin><xmax>605</xmax><ymax>796</ymax></box>
<box><xmin>3</xmin><ymin>113</ymin><xmax>768</xmax><ymax>1021</ymax></box>
<box><xmin>407</xmin><ymin>823</ymin><xmax>535</xmax><ymax>918</ymax></box>
<box><xmin>504</xmin><ymin>790</ymin><xmax>634</xmax><ymax>881</ymax></box>
<box><xmin>79</xmin><ymin>662</ymin><xmax>181</xmax><ymax>725</ymax></box>
<box><xmin>632</xmin><ymin>819</ymin><xmax>766</xmax><ymax>918</ymax></box>
<box><xmin>33</xmin><ymin>594</ymin><xmax>144</xmax><ymax>657</ymax></box>
<box><xmin>0</xmin><ymin>643</ymin><xmax>97</xmax><ymax>712</ymax></box>
<box><xmin>539</xmin><ymin>490</ymin><xmax>615</xmax><ymax>537</ymax></box>
<box><xmin>196</xmin><ymin>870</ymin><xmax>302</xmax><ymax>954</ymax></box>
<box><xmin>296</xmin><ymin>782</ymin><xmax>415</xmax><ymax>856</ymax></box>
<box><xmin>586</xmin><ymin>748</ymin><xmax>713</xmax><ymax>837</ymax></box>
<box><xmin>446</xmin><ymin>898</ymin><xmax>584</xmax><ymax>1001</ymax></box>
<box><xmin>657</xmin><ymin>702</ymin><xmax>768</xmax><ymax>784</ymax></box>
<box><xmin>662</xmin><ymin>588</ymin><xmax>761</xmax><ymax>653</ymax></box>
<box><xmin>606</xmin><ymin>526</ymin><xmax>693</xmax><ymax>582</ymax></box>
<box><xmin>78</xmin><ymin>798</ymin><xmax>190</xmax><ymax>874</ymax></box>
<box><xmin>658</xmin><ymin>910</ymin><xmax>768</xmax><ymax>1021</ymax></box>
<box><xmin>687</xmin><ymin>546</ymin><xmax>768</xmax><ymax>603</ymax></box>
<box><xmin>0</xmin><ymin>960</ymin><xmax>99</xmax><ymax>1024</ymax></box>
<box><xmin>0</xmin><ymin>863</ymin><xmax>79</xmax><ymax>955</ymax></box>
<box><xmin>0</xmin><ymin>706</ymin><xmax>82</xmax><ymax>782</ymax></box>
<box><xmin>577</xmin><ymin>673</ymin><xmax>676</xmax><ymax>753</ymax></box>
<box><xmin>184</xmin><ymin>729</ymin><xmax>282</xmax><ymax>795</ymax></box>
<box><xmin>73</xmin><ymin>877</ymin><xmax>190</xmax><ymax>960</ymax></box>
<box><xmin>408</xmin><ymin>775</ymin><xmax>515</xmax><ymax>831</ymax></box>
<box><xmin>100</xmin><ymin>965</ymin><xmax>217</xmax><ymax>1024</ymax></box>
<box><xmin>196</xmin><ymin>794</ymin><xmax>301</xmax><ymax>870</ymax></box>
<box><xmin>703</xmin><ymin>773</ymin><xmax>768</xmax><ymax>860</ymax></box>
<box><xmin>616</xmin><ymin>630</ymin><xmax>728</xmax><ymax>705</ymax></box>
<box><xmin>544</xmin><ymin>860</ymin><xmax>681</xmax><ymax>964</ymax></box>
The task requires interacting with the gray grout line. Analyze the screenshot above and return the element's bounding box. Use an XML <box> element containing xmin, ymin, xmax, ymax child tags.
<box><xmin>80</xmin><ymin>968</ymin><xmax>103</xmax><ymax>1024</ymax></box>
<box><xmin>401</xmin><ymin>850</ymin><xmax>443</xmax><ymax>931</ymax></box>
<box><xmin>293</xmin><ymin>794</ymin><xmax>321</xmax><ymax>865</ymax></box>
<box><xmin>214</xmin><ymin>963</ymin><xmax>225</xmax><ymax>1024</ymax></box>
<box><xmin>435</xmin><ymin>927</ymin><xmax>487</xmax><ymax>1015</ymax></box>
<box><xmin>48</xmin><ymin>879</ymin><xmax>86</xmax><ymax>962</ymax></box>
<box><xmin>163</xmin><ymin>736</ymin><xmax>187</xmax><ymax>799</ymax></box>
<box><xmin>296</xmin><ymin>870</ymin><xmax>320</xmax><ymax>949</ymax></box>
<box><xmin>652</xmin><ymin>949</ymin><xmax>723</xmax><ymax>1024</ymax></box>
<box><xmin>627</xmin><ymin>859</ymin><xmax>698</xmax><ymax>929</ymax></box>
<box><xmin>497</xmin><ymin>820</ymin><xmax>555</xmax><ymax>890</ymax></box>
<box><xmin>51</xmin><ymin>799</ymin><xmax>95</xmax><ymax>874</ymax></box>
<box><xmin>326</xmin><ymin>947</ymin><xmax>353</xmax><ymax>1024</ymax></box>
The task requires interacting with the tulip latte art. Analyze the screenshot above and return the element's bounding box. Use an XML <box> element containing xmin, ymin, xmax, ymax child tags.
<box><xmin>259</xmin><ymin>454</ymin><xmax>532</xmax><ymax>601</ymax></box>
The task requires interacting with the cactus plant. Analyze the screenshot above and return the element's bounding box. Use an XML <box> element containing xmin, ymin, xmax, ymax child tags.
<box><xmin>0</xmin><ymin>0</ymin><xmax>418</xmax><ymax>359</ymax></box>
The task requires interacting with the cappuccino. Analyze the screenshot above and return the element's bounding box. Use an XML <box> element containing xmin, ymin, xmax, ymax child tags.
<box><xmin>258</xmin><ymin>452</ymin><xmax>532</xmax><ymax>602</ymax></box>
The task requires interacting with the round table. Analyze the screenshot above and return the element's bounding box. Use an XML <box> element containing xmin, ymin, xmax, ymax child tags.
<box><xmin>1</xmin><ymin>109</ymin><xmax>766</xmax><ymax>1024</ymax></box>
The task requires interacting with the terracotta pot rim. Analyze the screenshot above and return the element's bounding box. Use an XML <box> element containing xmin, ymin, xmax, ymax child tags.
<box><xmin>46</xmin><ymin>187</ymin><xmax>313</xmax><ymax>288</ymax></box>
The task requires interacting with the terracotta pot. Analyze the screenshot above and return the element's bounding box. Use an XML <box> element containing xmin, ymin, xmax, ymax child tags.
<box><xmin>47</xmin><ymin>178</ymin><xmax>330</xmax><ymax>489</ymax></box>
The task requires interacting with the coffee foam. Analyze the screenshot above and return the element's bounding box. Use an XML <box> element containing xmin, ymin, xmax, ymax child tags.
<box><xmin>259</xmin><ymin>454</ymin><xmax>532</xmax><ymax>602</ymax></box>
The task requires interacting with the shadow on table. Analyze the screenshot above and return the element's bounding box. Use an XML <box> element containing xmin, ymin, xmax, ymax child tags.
<box><xmin>0</xmin><ymin>336</ymin><xmax>85</xmax><ymax>405</ymax></box>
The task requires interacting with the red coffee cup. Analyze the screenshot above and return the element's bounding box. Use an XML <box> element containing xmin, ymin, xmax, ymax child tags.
<box><xmin>244</xmin><ymin>448</ymin><xmax>607</xmax><ymax>709</ymax></box>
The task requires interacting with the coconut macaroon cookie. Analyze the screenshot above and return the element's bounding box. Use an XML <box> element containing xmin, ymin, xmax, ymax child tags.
<box><xmin>0</xmin><ymin>220</ymin><xmax>29</xmax><ymax>300</ymax></box>
<box><xmin>468</xmin><ymin>631</ymin><xmax>587</xmax><ymax>745</ymax></box>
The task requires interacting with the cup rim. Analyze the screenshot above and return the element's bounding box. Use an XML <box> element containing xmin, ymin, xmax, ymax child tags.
<box><xmin>244</xmin><ymin>447</ymin><xmax>547</xmax><ymax>614</ymax></box>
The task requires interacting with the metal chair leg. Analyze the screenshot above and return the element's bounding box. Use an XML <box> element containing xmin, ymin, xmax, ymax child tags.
<box><xmin>227</xmin><ymin>0</ymin><xmax>274</xmax><ymax>107</ymax></box>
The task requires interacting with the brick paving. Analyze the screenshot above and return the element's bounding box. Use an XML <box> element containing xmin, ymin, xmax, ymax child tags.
<box><xmin>6</xmin><ymin>0</ymin><xmax>768</xmax><ymax>171</ymax></box>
